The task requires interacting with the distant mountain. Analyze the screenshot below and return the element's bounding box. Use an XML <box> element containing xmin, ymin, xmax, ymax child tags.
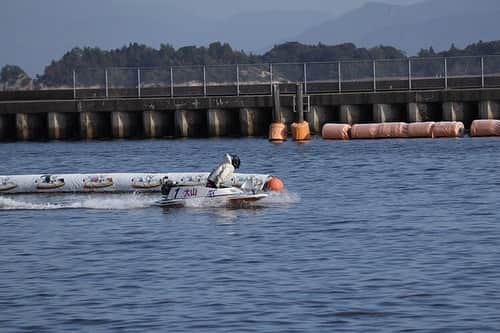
<box><xmin>0</xmin><ymin>0</ymin><xmax>326</xmax><ymax>76</ymax></box>
<box><xmin>296</xmin><ymin>0</ymin><xmax>500</xmax><ymax>55</ymax></box>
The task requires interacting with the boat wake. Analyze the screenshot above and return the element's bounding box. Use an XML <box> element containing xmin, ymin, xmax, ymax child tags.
<box><xmin>0</xmin><ymin>193</ymin><xmax>157</xmax><ymax>211</ymax></box>
<box><xmin>0</xmin><ymin>191</ymin><xmax>300</xmax><ymax>211</ymax></box>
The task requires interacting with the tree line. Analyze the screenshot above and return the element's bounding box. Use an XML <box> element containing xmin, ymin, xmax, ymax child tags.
<box><xmin>2</xmin><ymin>40</ymin><xmax>500</xmax><ymax>89</ymax></box>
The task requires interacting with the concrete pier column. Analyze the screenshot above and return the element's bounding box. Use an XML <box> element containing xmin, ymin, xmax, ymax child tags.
<box><xmin>16</xmin><ymin>113</ymin><xmax>47</xmax><ymax>141</ymax></box>
<box><xmin>239</xmin><ymin>107</ymin><xmax>272</xmax><ymax>137</ymax></box>
<box><xmin>174</xmin><ymin>109</ymin><xmax>207</xmax><ymax>138</ymax></box>
<box><xmin>207</xmin><ymin>108</ymin><xmax>239</xmax><ymax>137</ymax></box>
<box><xmin>407</xmin><ymin>103</ymin><xmax>424</xmax><ymax>122</ymax></box>
<box><xmin>111</xmin><ymin>111</ymin><xmax>142</xmax><ymax>138</ymax></box>
<box><xmin>306</xmin><ymin>106</ymin><xmax>336</xmax><ymax>134</ymax></box>
<box><xmin>479</xmin><ymin>101</ymin><xmax>500</xmax><ymax>119</ymax></box>
<box><xmin>373</xmin><ymin>104</ymin><xmax>402</xmax><ymax>123</ymax></box>
<box><xmin>442</xmin><ymin>102</ymin><xmax>476</xmax><ymax>128</ymax></box>
<box><xmin>280</xmin><ymin>106</ymin><xmax>295</xmax><ymax>126</ymax></box>
<box><xmin>0</xmin><ymin>114</ymin><xmax>16</xmax><ymax>141</ymax></box>
<box><xmin>340</xmin><ymin>105</ymin><xmax>363</xmax><ymax>125</ymax></box>
<box><xmin>48</xmin><ymin>112</ymin><xmax>79</xmax><ymax>140</ymax></box>
<box><xmin>143</xmin><ymin>111</ymin><xmax>173</xmax><ymax>138</ymax></box>
<box><xmin>80</xmin><ymin>112</ymin><xmax>111</xmax><ymax>139</ymax></box>
<box><xmin>407</xmin><ymin>103</ymin><xmax>442</xmax><ymax>122</ymax></box>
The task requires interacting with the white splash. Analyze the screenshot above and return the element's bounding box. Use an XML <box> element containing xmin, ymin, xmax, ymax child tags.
<box><xmin>0</xmin><ymin>193</ymin><xmax>156</xmax><ymax>211</ymax></box>
<box><xmin>0</xmin><ymin>191</ymin><xmax>300</xmax><ymax>211</ymax></box>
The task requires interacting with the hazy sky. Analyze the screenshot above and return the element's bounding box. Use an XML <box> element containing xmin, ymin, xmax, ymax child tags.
<box><xmin>145</xmin><ymin>0</ymin><xmax>424</xmax><ymax>18</ymax></box>
<box><xmin>1</xmin><ymin>0</ymin><xmax>427</xmax><ymax>75</ymax></box>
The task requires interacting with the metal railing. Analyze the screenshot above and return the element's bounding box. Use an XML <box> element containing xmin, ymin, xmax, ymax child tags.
<box><xmin>7</xmin><ymin>55</ymin><xmax>500</xmax><ymax>97</ymax></box>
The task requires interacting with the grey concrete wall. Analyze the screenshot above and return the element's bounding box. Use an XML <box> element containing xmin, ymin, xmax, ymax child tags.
<box><xmin>339</xmin><ymin>105</ymin><xmax>372</xmax><ymax>124</ymax></box>
<box><xmin>239</xmin><ymin>108</ymin><xmax>271</xmax><ymax>137</ymax></box>
<box><xmin>48</xmin><ymin>112</ymin><xmax>79</xmax><ymax>140</ymax></box>
<box><xmin>207</xmin><ymin>109</ymin><xmax>239</xmax><ymax>137</ymax></box>
<box><xmin>16</xmin><ymin>113</ymin><xmax>47</xmax><ymax>141</ymax></box>
<box><xmin>407</xmin><ymin>103</ymin><xmax>442</xmax><ymax>122</ymax></box>
<box><xmin>478</xmin><ymin>101</ymin><xmax>500</xmax><ymax>119</ymax></box>
<box><xmin>111</xmin><ymin>111</ymin><xmax>142</xmax><ymax>138</ymax></box>
<box><xmin>442</xmin><ymin>102</ymin><xmax>477</xmax><ymax>128</ymax></box>
<box><xmin>80</xmin><ymin>112</ymin><xmax>111</xmax><ymax>139</ymax></box>
<box><xmin>0</xmin><ymin>114</ymin><xmax>16</xmax><ymax>141</ymax></box>
<box><xmin>143</xmin><ymin>111</ymin><xmax>173</xmax><ymax>138</ymax></box>
<box><xmin>306</xmin><ymin>106</ymin><xmax>337</xmax><ymax>133</ymax></box>
<box><xmin>373</xmin><ymin>104</ymin><xmax>405</xmax><ymax>123</ymax></box>
<box><xmin>175</xmin><ymin>109</ymin><xmax>207</xmax><ymax>138</ymax></box>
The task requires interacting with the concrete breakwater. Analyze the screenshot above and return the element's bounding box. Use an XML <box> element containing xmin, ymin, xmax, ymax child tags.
<box><xmin>2</xmin><ymin>88</ymin><xmax>500</xmax><ymax>141</ymax></box>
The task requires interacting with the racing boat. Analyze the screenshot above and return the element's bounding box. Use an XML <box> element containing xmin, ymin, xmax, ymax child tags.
<box><xmin>154</xmin><ymin>181</ymin><xmax>268</xmax><ymax>208</ymax></box>
<box><xmin>0</xmin><ymin>177</ymin><xmax>17</xmax><ymax>192</ymax></box>
<box><xmin>35</xmin><ymin>175</ymin><xmax>65</xmax><ymax>190</ymax></box>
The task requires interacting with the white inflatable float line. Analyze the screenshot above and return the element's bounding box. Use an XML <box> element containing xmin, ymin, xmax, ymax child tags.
<box><xmin>0</xmin><ymin>173</ymin><xmax>272</xmax><ymax>194</ymax></box>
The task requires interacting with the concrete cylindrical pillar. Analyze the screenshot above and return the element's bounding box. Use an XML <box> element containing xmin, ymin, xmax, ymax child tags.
<box><xmin>340</xmin><ymin>105</ymin><xmax>362</xmax><ymax>125</ymax></box>
<box><xmin>407</xmin><ymin>103</ymin><xmax>424</xmax><ymax>122</ymax></box>
<box><xmin>305</xmin><ymin>106</ymin><xmax>336</xmax><ymax>134</ymax></box>
<box><xmin>239</xmin><ymin>108</ymin><xmax>271</xmax><ymax>137</ymax></box>
<box><xmin>407</xmin><ymin>103</ymin><xmax>442</xmax><ymax>123</ymax></box>
<box><xmin>442</xmin><ymin>102</ymin><xmax>464</xmax><ymax>122</ymax></box>
<box><xmin>111</xmin><ymin>111</ymin><xmax>142</xmax><ymax>138</ymax></box>
<box><xmin>479</xmin><ymin>101</ymin><xmax>500</xmax><ymax>119</ymax></box>
<box><xmin>16</xmin><ymin>113</ymin><xmax>47</xmax><ymax>141</ymax></box>
<box><xmin>207</xmin><ymin>108</ymin><xmax>239</xmax><ymax>137</ymax></box>
<box><xmin>143</xmin><ymin>111</ymin><xmax>173</xmax><ymax>138</ymax></box>
<box><xmin>174</xmin><ymin>109</ymin><xmax>207</xmax><ymax>138</ymax></box>
<box><xmin>48</xmin><ymin>112</ymin><xmax>79</xmax><ymax>140</ymax></box>
<box><xmin>373</xmin><ymin>104</ymin><xmax>401</xmax><ymax>123</ymax></box>
<box><xmin>0</xmin><ymin>114</ymin><xmax>16</xmax><ymax>141</ymax></box>
<box><xmin>80</xmin><ymin>112</ymin><xmax>111</xmax><ymax>139</ymax></box>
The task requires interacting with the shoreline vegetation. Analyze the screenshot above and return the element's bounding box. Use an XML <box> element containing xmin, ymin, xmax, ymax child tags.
<box><xmin>2</xmin><ymin>40</ymin><xmax>500</xmax><ymax>90</ymax></box>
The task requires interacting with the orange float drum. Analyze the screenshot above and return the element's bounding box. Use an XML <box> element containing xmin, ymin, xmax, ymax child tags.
<box><xmin>322</xmin><ymin>123</ymin><xmax>351</xmax><ymax>140</ymax></box>
<box><xmin>432</xmin><ymin>121</ymin><xmax>465</xmax><ymax>138</ymax></box>
<box><xmin>376</xmin><ymin>122</ymin><xmax>408</xmax><ymax>138</ymax></box>
<box><xmin>269</xmin><ymin>122</ymin><xmax>287</xmax><ymax>142</ymax></box>
<box><xmin>291</xmin><ymin>121</ymin><xmax>311</xmax><ymax>141</ymax></box>
<box><xmin>408</xmin><ymin>122</ymin><xmax>435</xmax><ymax>138</ymax></box>
<box><xmin>350</xmin><ymin>124</ymin><xmax>379</xmax><ymax>139</ymax></box>
<box><xmin>470</xmin><ymin>120</ymin><xmax>500</xmax><ymax>137</ymax></box>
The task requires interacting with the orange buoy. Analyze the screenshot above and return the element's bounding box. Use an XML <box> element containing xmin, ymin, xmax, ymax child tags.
<box><xmin>291</xmin><ymin>121</ymin><xmax>311</xmax><ymax>141</ymax></box>
<box><xmin>470</xmin><ymin>119</ymin><xmax>500</xmax><ymax>137</ymax></box>
<box><xmin>264</xmin><ymin>177</ymin><xmax>285</xmax><ymax>192</ymax></box>
<box><xmin>350</xmin><ymin>124</ymin><xmax>379</xmax><ymax>139</ymax></box>
<box><xmin>269</xmin><ymin>122</ymin><xmax>287</xmax><ymax>142</ymax></box>
<box><xmin>376</xmin><ymin>122</ymin><xmax>408</xmax><ymax>138</ymax></box>
<box><xmin>408</xmin><ymin>122</ymin><xmax>435</xmax><ymax>138</ymax></box>
<box><xmin>322</xmin><ymin>123</ymin><xmax>351</xmax><ymax>140</ymax></box>
<box><xmin>432</xmin><ymin>121</ymin><xmax>465</xmax><ymax>138</ymax></box>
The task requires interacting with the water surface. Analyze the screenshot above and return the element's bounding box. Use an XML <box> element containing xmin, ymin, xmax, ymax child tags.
<box><xmin>1</xmin><ymin>138</ymin><xmax>500</xmax><ymax>332</ymax></box>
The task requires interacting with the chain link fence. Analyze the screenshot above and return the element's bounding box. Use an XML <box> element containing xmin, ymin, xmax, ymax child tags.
<box><xmin>13</xmin><ymin>55</ymin><xmax>500</xmax><ymax>97</ymax></box>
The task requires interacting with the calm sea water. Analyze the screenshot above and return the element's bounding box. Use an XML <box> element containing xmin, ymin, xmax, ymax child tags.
<box><xmin>1</xmin><ymin>138</ymin><xmax>500</xmax><ymax>332</ymax></box>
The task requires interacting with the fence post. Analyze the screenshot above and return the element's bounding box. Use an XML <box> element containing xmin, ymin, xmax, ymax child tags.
<box><xmin>304</xmin><ymin>63</ymin><xmax>307</xmax><ymax>94</ymax></box>
<box><xmin>444</xmin><ymin>57</ymin><xmax>448</xmax><ymax>89</ymax></box>
<box><xmin>373</xmin><ymin>60</ymin><xmax>377</xmax><ymax>91</ymax></box>
<box><xmin>203</xmin><ymin>66</ymin><xmax>207</xmax><ymax>96</ymax></box>
<box><xmin>408</xmin><ymin>58</ymin><xmax>412</xmax><ymax>90</ymax></box>
<box><xmin>270</xmin><ymin>63</ymin><xmax>273</xmax><ymax>94</ymax></box>
<box><xmin>170</xmin><ymin>67</ymin><xmax>174</xmax><ymax>97</ymax></box>
<box><xmin>105</xmin><ymin>68</ymin><xmax>109</xmax><ymax>98</ymax></box>
<box><xmin>338</xmin><ymin>61</ymin><xmax>342</xmax><ymax>93</ymax></box>
<box><xmin>481</xmin><ymin>56</ymin><xmax>485</xmax><ymax>88</ymax></box>
<box><xmin>137</xmin><ymin>67</ymin><xmax>141</xmax><ymax>98</ymax></box>
<box><xmin>236</xmin><ymin>64</ymin><xmax>240</xmax><ymax>96</ymax></box>
<box><xmin>73</xmin><ymin>70</ymin><xmax>76</xmax><ymax>99</ymax></box>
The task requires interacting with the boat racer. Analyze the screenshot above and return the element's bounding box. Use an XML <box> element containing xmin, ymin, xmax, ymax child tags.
<box><xmin>206</xmin><ymin>153</ymin><xmax>240</xmax><ymax>188</ymax></box>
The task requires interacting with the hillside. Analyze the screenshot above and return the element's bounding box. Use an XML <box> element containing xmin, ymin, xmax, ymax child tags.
<box><xmin>297</xmin><ymin>0</ymin><xmax>500</xmax><ymax>54</ymax></box>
